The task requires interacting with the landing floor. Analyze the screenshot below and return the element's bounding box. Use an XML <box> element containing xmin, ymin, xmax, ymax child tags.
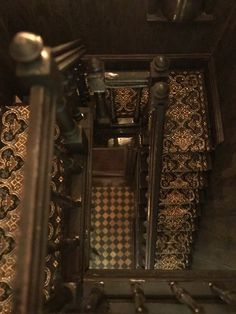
<box><xmin>90</xmin><ymin>180</ymin><xmax>134</xmax><ymax>269</ymax></box>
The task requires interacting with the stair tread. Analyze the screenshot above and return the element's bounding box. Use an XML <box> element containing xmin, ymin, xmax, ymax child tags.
<box><xmin>162</xmin><ymin>152</ymin><xmax>211</xmax><ymax>173</ymax></box>
<box><xmin>157</xmin><ymin>214</ymin><xmax>197</xmax><ymax>232</ymax></box>
<box><xmin>163</xmin><ymin>71</ymin><xmax>212</xmax><ymax>155</ymax></box>
<box><xmin>160</xmin><ymin>172</ymin><xmax>207</xmax><ymax>189</ymax></box>
<box><xmin>156</xmin><ymin>231</ymin><xmax>193</xmax><ymax>255</ymax></box>
<box><xmin>159</xmin><ymin>188</ymin><xmax>200</xmax><ymax>205</ymax></box>
<box><xmin>154</xmin><ymin>253</ymin><xmax>189</xmax><ymax>270</ymax></box>
<box><xmin>158</xmin><ymin>204</ymin><xmax>200</xmax><ymax>217</ymax></box>
<box><xmin>163</xmin><ymin>133</ymin><xmax>212</xmax><ymax>154</ymax></box>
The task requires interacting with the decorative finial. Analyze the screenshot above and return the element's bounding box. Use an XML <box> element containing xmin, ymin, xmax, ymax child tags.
<box><xmin>154</xmin><ymin>81</ymin><xmax>169</xmax><ymax>99</ymax></box>
<box><xmin>10</xmin><ymin>32</ymin><xmax>43</xmax><ymax>62</ymax></box>
<box><xmin>153</xmin><ymin>55</ymin><xmax>170</xmax><ymax>72</ymax></box>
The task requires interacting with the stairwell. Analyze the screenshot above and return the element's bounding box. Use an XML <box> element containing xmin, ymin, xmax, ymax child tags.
<box><xmin>91</xmin><ymin>69</ymin><xmax>213</xmax><ymax>271</ymax></box>
<box><xmin>0</xmin><ymin>67</ymin><xmax>215</xmax><ymax>313</ymax></box>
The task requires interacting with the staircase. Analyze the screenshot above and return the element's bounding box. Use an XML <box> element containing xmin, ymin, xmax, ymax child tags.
<box><xmin>152</xmin><ymin>70</ymin><xmax>212</xmax><ymax>269</ymax></box>
<box><xmin>94</xmin><ymin>69</ymin><xmax>213</xmax><ymax>270</ymax></box>
<box><xmin>3</xmin><ymin>31</ymin><xmax>234</xmax><ymax>313</ymax></box>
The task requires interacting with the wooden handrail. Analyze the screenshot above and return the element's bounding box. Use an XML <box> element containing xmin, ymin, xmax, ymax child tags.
<box><xmin>9</xmin><ymin>32</ymin><xmax>87</xmax><ymax>314</ymax></box>
<box><xmin>145</xmin><ymin>56</ymin><xmax>170</xmax><ymax>269</ymax></box>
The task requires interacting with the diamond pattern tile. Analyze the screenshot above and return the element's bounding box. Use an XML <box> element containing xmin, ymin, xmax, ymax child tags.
<box><xmin>90</xmin><ymin>186</ymin><xmax>134</xmax><ymax>269</ymax></box>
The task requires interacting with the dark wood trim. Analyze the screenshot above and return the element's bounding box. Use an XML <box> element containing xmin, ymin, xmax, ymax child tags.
<box><xmin>87</xmin><ymin>54</ymin><xmax>222</xmax><ymax>148</ymax></box>
<box><xmin>81</xmin><ymin>108</ymin><xmax>93</xmax><ymax>272</ymax></box>
<box><xmin>211</xmin><ymin>3</ymin><xmax>236</xmax><ymax>56</ymax></box>
<box><xmin>64</xmin><ymin>108</ymin><xmax>93</xmax><ymax>289</ymax></box>
<box><xmin>14</xmin><ymin>86</ymin><xmax>56</xmax><ymax>314</ymax></box>
<box><xmin>83</xmin><ymin>54</ymin><xmax>211</xmax><ymax>62</ymax></box>
<box><xmin>92</xmin><ymin>170</ymin><xmax>124</xmax><ymax>177</ymax></box>
<box><xmin>82</xmin><ymin>54</ymin><xmax>211</xmax><ymax>72</ymax></box>
<box><xmin>0</xmin><ymin>102</ymin><xmax>27</xmax><ymax>107</ymax></box>
<box><xmin>44</xmin><ymin>284</ymin><xmax>74</xmax><ymax>313</ymax></box>
<box><xmin>83</xmin><ymin>270</ymin><xmax>236</xmax><ymax>305</ymax></box>
<box><xmin>145</xmin><ymin>107</ymin><xmax>166</xmax><ymax>269</ymax></box>
<box><xmin>84</xmin><ymin>269</ymin><xmax>236</xmax><ymax>282</ymax></box>
<box><xmin>146</xmin><ymin>0</ymin><xmax>213</xmax><ymax>23</ymax></box>
<box><xmin>94</xmin><ymin>126</ymin><xmax>141</xmax><ymax>136</ymax></box>
<box><xmin>205</xmin><ymin>56</ymin><xmax>224</xmax><ymax>146</ymax></box>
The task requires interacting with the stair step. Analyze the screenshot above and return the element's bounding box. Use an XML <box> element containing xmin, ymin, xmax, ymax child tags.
<box><xmin>156</xmin><ymin>231</ymin><xmax>193</xmax><ymax>254</ymax></box>
<box><xmin>157</xmin><ymin>214</ymin><xmax>197</xmax><ymax>232</ymax></box>
<box><xmin>158</xmin><ymin>204</ymin><xmax>201</xmax><ymax>217</ymax></box>
<box><xmin>154</xmin><ymin>253</ymin><xmax>190</xmax><ymax>269</ymax></box>
<box><xmin>156</xmin><ymin>230</ymin><xmax>194</xmax><ymax>244</ymax></box>
<box><xmin>162</xmin><ymin>152</ymin><xmax>211</xmax><ymax>173</ymax></box>
<box><xmin>163</xmin><ymin>116</ymin><xmax>212</xmax><ymax>154</ymax></box>
<box><xmin>163</xmin><ymin>140</ymin><xmax>212</xmax><ymax>154</ymax></box>
<box><xmin>159</xmin><ymin>188</ymin><xmax>200</xmax><ymax>205</ymax></box>
<box><xmin>160</xmin><ymin>172</ymin><xmax>207</xmax><ymax>190</ymax></box>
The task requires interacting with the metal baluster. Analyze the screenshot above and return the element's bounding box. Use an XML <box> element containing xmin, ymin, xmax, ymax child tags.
<box><xmin>134</xmin><ymin>88</ymin><xmax>142</xmax><ymax>123</ymax></box>
<box><xmin>61</xmin><ymin>68</ymin><xmax>84</xmax><ymax>122</ymax></box>
<box><xmin>110</xmin><ymin>88</ymin><xmax>118</xmax><ymax>124</ymax></box>
<box><xmin>51</xmin><ymin>190</ymin><xmax>81</xmax><ymax>210</ymax></box>
<box><xmin>84</xmin><ymin>284</ymin><xmax>104</xmax><ymax>312</ymax></box>
<box><xmin>132</xmin><ymin>283</ymin><xmax>149</xmax><ymax>313</ymax></box>
<box><xmin>74</xmin><ymin>62</ymin><xmax>90</xmax><ymax>109</ymax></box>
<box><xmin>54</xmin><ymin>145</ymin><xmax>83</xmax><ymax>173</ymax></box>
<box><xmin>209</xmin><ymin>282</ymin><xmax>236</xmax><ymax>305</ymax></box>
<box><xmin>56</xmin><ymin>98</ymin><xmax>87</xmax><ymax>153</ymax></box>
<box><xmin>47</xmin><ymin>236</ymin><xmax>80</xmax><ymax>254</ymax></box>
<box><xmin>44</xmin><ymin>282</ymin><xmax>76</xmax><ymax>313</ymax></box>
<box><xmin>87</xmin><ymin>57</ymin><xmax>110</xmax><ymax>125</ymax></box>
<box><xmin>170</xmin><ymin>282</ymin><xmax>204</xmax><ymax>313</ymax></box>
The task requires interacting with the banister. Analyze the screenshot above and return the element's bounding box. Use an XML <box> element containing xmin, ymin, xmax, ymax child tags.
<box><xmin>13</xmin><ymin>85</ymin><xmax>57</xmax><ymax>314</ymax></box>
<box><xmin>51</xmin><ymin>38</ymin><xmax>82</xmax><ymax>56</ymax></box>
<box><xmin>145</xmin><ymin>56</ymin><xmax>170</xmax><ymax>269</ymax></box>
<box><xmin>9</xmin><ymin>32</ymin><xmax>87</xmax><ymax>314</ymax></box>
<box><xmin>56</xmin><ymin>46</ymin><xmax>86</xmax><ymax>72</ymax></box>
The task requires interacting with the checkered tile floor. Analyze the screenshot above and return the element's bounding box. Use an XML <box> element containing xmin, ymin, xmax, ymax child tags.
<box><xmin>90</xmin><ymin>186</ymin><xmax>134</xmax><ymax>269</ymax></box>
